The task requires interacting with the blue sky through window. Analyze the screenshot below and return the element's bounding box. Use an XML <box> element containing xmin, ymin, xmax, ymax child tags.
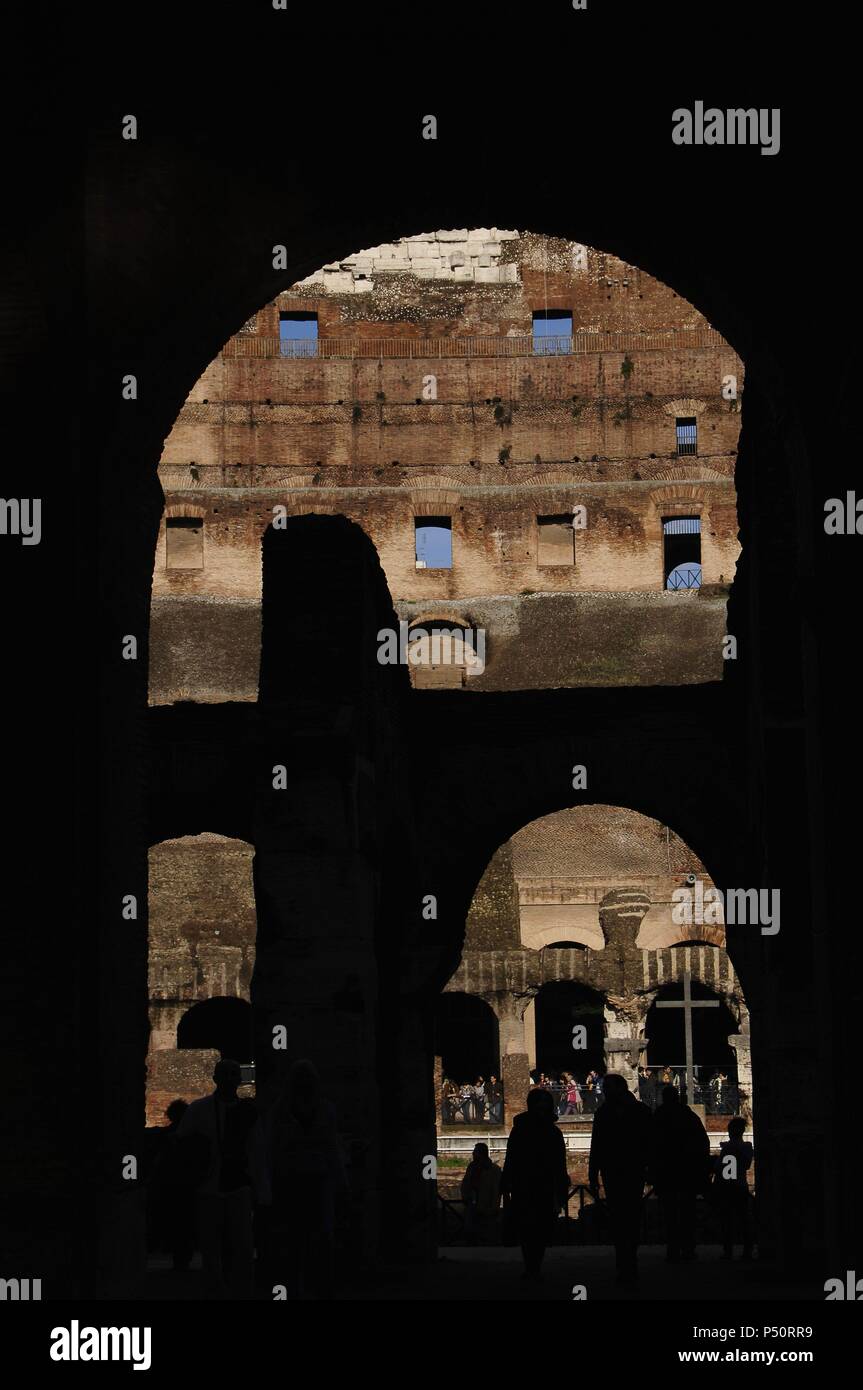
<box><xmin>279</xmin><ymin>313</ymin><xmax>318</xmax><ymax>356</ymax></box>
<box><xmin>533</xmin><ymin>310</ymin><xmax>573</xmax><ymax>355</ymax></box>
<box><xmin>415</xmin><ymin>520</ymin><xmax>452</xmax><ymax>568</ymax></box>
<box><xmin>666</xmin><ymin>562</ymin><xmax>702</xmax><ymax>590</ymax></box>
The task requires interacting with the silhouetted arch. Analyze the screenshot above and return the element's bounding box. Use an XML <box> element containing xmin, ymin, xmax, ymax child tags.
<box><xmin>434</xmin><ymin>993</ymin><xmax>499</xmax><ymax>1084</ymax></box>
<box><xmin>258</xmin><ymin>513</ymin><xmax>397</xmax><ymax>706</ymax></box>
<box><xmin>645</xmin><ymin>980</ymin><xmax>736</xmax><ymax>1079</ymax></box>
<box><xmin>534</xmin><ymin>980</ymin><xmax>605</xmax><ymax>1076</ymax></box>
<box><xmin>177</xmin><ymin>996</ymin><xmax>253</xmax><ymax>1063</ymax></box>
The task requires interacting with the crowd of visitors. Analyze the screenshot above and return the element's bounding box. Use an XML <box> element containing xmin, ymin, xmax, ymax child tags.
<box><xmin>145</xmin><ymin>1058</ymin><xmax>752</xmax><ymax>1297</ymax></box>
<box><xmin>144</xmin><ymin>1057</ymin><xmax>347</xmax><ymax>1300</ymax></box>
<box><xmin>441</xmin><ymin>1065</ymin><xmax>737</xmax><ymax>1124</ymax></box>
<box><xmin>454</xmin><ymin>1080</ymin><xmax>754</xmax><ymax>1283</ymax></box>
<box><xmin>637</xmin><ymin>1066</ymin><xmax>738</xmax><ymax>1113</ymax></box>
<box><xmin>440</xmin><ymin>1075</ymin><xmax>503</xmax><ymax>1123</ymax></box>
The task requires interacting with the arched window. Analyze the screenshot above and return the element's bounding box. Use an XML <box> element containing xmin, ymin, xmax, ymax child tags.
<box><xmin>407</xmin><ymin>619</ymin><xmax>482</xmax><ymax>689</ymax></box>
<box><xmin>644</xmin><ymin>981</ymin><xmax>737</xmax><ymax>1109</ymax></box>
<box><xmin>534</xmin><ymin>980</ymin><xmax>605</xmax><ymax>1078</ymax></box>
<box><xmin>434</xmin><ymin>993</ymin><xmax>500</xmax><ymax>1085</ymax></box>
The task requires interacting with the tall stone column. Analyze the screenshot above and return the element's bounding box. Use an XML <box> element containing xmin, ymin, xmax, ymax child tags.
<box><xmin>433</xmin><ymin>1054</ymin><xmax>443</xmax><ymax>1124</ymax></box>
<box><xmin>729</xmin><ymin>1033</ymin><xmax>753</xmax><ymax>1121</ymax></box>
<box><xmin>603</xmin><ymin>997</ymin><xmax>648</xmax><ymax>1093</ymax></box>
<box><xmin>497</xmin><ymin>991</ymin><xmax>533</xmax><ymax>1127</ymax></box>
<box><xmin>597</xmin><ymin>891</ymin><xmax>652</xmax><ymax>1093</ymax></box>
<box><xmin>501</xmin><ymin>1053</ymin><xmax>531</xmax><ymax>1129</ymax></box>
<box><xmin>523</xmin><ymin>997</ymin><xmax>537</xmax><ymax>1070</ymax></box>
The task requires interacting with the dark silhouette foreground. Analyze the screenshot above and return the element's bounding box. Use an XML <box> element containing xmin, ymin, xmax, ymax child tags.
<box><xmin>588</xmin><ymin>1072</ymin><xmax>652</xmax><ymax>1283</ymax></box>
<box><xmin>501</xmin><ymin>1088</ymin><xmax>569</xmax><ymax>1280</ymax></box>
<box><xmin>649</xmin><ymin>1084</ymin><xmax>711</xmax><ymax>1263</ymax></box>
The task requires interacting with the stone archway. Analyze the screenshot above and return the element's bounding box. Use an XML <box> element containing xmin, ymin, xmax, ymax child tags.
<box><xmin>76</xmin><ymin>123</ymin><xmax>835</xmax><ymax>1293</ymax></box>
<box><xmin>449</xmin><ymin>806</ymin><xmax>753</xmax><ymax>1126</ymax></box>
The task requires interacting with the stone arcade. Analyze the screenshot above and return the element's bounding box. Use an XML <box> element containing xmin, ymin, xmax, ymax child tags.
<box><xmin>62</xmin><ymin>151</ymin><xmax>842</xmax><ymax>1295</ymax></box>
<box><xmin>143</xmin><ymin>232</ymin><xmax>754</xmax><ymax>1258</ymax></box>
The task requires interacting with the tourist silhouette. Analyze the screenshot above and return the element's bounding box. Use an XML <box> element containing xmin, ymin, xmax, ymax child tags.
<box><xmin>266</xmin><ymin>1058</ymin><xmax>347</xmax><ymax>1300</ymax></box>
<box><xmin>147</xmin><ymin>1098</ymin><xmax>196</xmax><ymax>1271</ymax></box>
<box><xmin>714</xmin><ymin>1116</ymin><xmax>754</xmax><ymax>1260</ymax></box>
<box><xmin>461</xmin><ymin>1141</ymin><xmax>502</xmax><ymax>1244</ymax></box>
<box><xmin>501</xmin><ymin>1086</ymin><xmax>570</xmax><ymax>1281</ymax></box>
<box><xmin>588</xmin><ymin>1072</ymin><xmax>652</xmax><ymax>1283</ymax></box>
<box><xmin>648</xmin><ymin>1084</ymin><xmax>711</xmax><ymax>1262</ymax></box>
<box><xmin>176</xmin><ymin>1058</ymin><xmax>259</xmax><ymax>1298</ymax></box>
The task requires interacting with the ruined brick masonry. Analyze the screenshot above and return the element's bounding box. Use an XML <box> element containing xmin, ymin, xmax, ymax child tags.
<box><xmin>146</xmin><ymin>233</ymin><xmax>745</xmax><ymax>1139</ymax></box>
<box><xmin>150</xmin><ymin>230</ymin><xmax>742</xmax><ymax>704</ymax></box>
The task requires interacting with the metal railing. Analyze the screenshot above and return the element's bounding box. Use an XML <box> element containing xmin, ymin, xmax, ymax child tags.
<box><xmin>666</xmin><ymin>566</ymin><xmax>703</xmax><ymax>591</ymax></box>
<box><xmin>531</xmin><ymin>335</ymin><xmax>576</xmax><ymax>356</ymax></box>
<box><xmin>542</xmin><ymin>1082</ymin><xmax>603</xmax><ymax>1118</ymax></box>
<box><xmin>638</xmin><ymin>1068</ymin><xmax>740</xmax><ymax>1114</ymax></box>
<box><xmin>438</xmin><ymin>1183</ymin><xmax>755</xmax><ymax>1248</ymax></box>
<box><xmin>439</xmin><ymin>1072</ymin><xmax>741</xmax><ymax>1125</ymax></box>
<box><xmin>441</xmin><ymin>1087</ymin><xmax>504</xmax><ymax>1126</ymax></box>
<box><xmin>676</xmin><ymin>423</ymin><xmax>698</xmax><ymax>455</ymax></box>
<box><xmin>223</xmin><ymin>326</ymin><xmax>727</xmax><ymax>361</ymax></box>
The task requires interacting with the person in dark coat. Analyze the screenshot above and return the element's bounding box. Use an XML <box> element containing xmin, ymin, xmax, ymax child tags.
<box><xmin>649</xmin><ymin>1084</ymin><xmax>711</xmax><ymax>1262</ymax></box>
<box><xmin>501</xmin><ymin>1087</ymin><xmax>570</xmax><ymax>1280</ymax></box>
<box><xmin>588</xmin><ymin>1071</ymin><xmax>652</xmax><ymax>1283</ymax></box>
<box><xmin>146</xmin><ymin>1099</ymin><xmax>196</xmax><ymax>1270</ymax></box>
<box><xmin>714</xmin><ymin>1116</ymin><xmax>754</xmax><ymax>1260</ymax></box>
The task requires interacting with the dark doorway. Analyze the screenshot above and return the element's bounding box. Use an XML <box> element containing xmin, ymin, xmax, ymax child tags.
<box><xmin>434</xmin><ymin>993</ymin><xmax>499</xmax><ymax>1083</ymax></box>
<box><xmin>177</xmin><ymin>996</ymin><xmax>254</xmax><ymax>1063</ymax></box>
<box><xmin>535</xmin><ymin>980</ymin><xmax>605</xmax><ymax>1076</ymax></box>
<box><xmin>663</xmin><ymin>516</ymin><xmax>702</xmax><ymax>589</ymax></box>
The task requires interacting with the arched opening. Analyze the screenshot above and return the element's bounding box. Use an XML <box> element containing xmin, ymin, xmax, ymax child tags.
<box><xmin>258</xmin><ymin>513</ymin><xmax>388</xmax><ymax>708</ymax></box>
<box><xmin>435</xmin><ymin>992</ymin><xmax>499</xmax><ymax>1082</ymax></box>
<box><xmin>72</xmin><ymin>108</ymin><xmax>838</xmax><ymax>1299</ymax></box>
<box><xmin>663</xmin><ymin>516</ymin><xmax>702</xmax><ymax>590</ymax></box>
<box><xmin>534</xmin><ymin>980</ymin><xmax>605</xmax><ymax>1113</ymax></box>
<box><xmin>407</xmin><ymin>619</ymin><xmax>482</xmax><ymax>690</ymax></box>
<box><xmin>177</xmin><ymin>997</ymin><xmax>254</xmax><ymax>1064</ymax></box>
<box><xmin>152</xmin><ymin>228</ymin><xmax>743</xmax><ymax>707</ymax></box>
<box><xmin>645</xmin><ymin>981</ymin><xmax>738</xmax><ymax>1112</ymax></box>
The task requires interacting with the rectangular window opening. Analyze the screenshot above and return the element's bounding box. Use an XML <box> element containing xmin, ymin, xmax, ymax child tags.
<box><xmin>279</xmin><ymin>311</ymin><xmax>319</xmax><ymax>358</ymax></box>
<box><xmin>532</xmin><ymin>310</ymin><xmax>573</xmax><ymax>356</ymax></box>
<box><xmin>663</xmin><ymin>516</ymin><xmax>701</xmax><ymax>589</ymax></box>
<box><xmin>414</xmin><ymin>516</ymin><xmax>452</xmax><ymax>570</ymax></box>
<box><xmin>166</xmin><ymin>516</ymin><xmax>204</xmax><ymax>570</ymax></box>
<box><xmin>675</xmin><ymin>416</ymin><xmax>698</xmax><ymax>456</ymax></box>
<box><xmin>537</xmin><ymin>513</ymin><xmax>576</xmax><ymax>566</ymax></box>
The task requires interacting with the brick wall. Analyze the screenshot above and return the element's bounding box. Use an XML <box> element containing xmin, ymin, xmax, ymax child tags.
<box><xmin>151</xmin><ymin>232</ymin><xmax>742</xmax><ymax>701</ymax></box>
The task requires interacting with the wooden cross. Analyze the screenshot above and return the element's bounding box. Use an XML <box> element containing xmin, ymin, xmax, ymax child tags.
<box><xmin>655</xmin><ymin>971</ymin><xmax>718</xmax><ymax>1104</ymax></box>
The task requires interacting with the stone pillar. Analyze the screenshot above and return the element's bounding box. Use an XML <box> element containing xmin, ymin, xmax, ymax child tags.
<box><xmin>729</xmin><ymin>1033</ymin><xmax>753</xmax><ymax>1121</ymax></box>
<box><xmin>502</xmin><ymin>1052</ymin><xmax>531</xmax><ymax>1129</ymax></box>
<box><xmin>523</xmin><ymin>996</ymin><xmax>537</xmax><ymax>1070</ymax></box>
<box><xmin>433</xmin><ymin>1054</ymin><xmax>443</xmax><ymax>1129</ymax></box>
<box><xmin>497</xmin><ymin>992</ymin><xmax>533</xmax><ymax>1127</ymax></box>
<box><xmin>603</xmin><ymin>999</ymin><xmax>647</xmax><ymax>1094</ymax></box>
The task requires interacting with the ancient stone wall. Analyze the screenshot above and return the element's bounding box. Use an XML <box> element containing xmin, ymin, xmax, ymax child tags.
<box><xmin>146</xmin><ymin>833</ymin><xmax>256</xmax><ymax>1124</ymax></box>
<box><xmin>150</xmin><ymin>231</ymin><xmax>742</xmax><ymax>703</ymax></box>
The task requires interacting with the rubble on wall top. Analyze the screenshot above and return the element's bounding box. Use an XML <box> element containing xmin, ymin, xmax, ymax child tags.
<box><xmin>291</xmin><ymin>227</ymin><xmax>527</xmax><ymax>294</ymax></box>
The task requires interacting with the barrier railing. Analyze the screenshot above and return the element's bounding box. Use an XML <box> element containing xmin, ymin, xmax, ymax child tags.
<box><xmin>223</xmin><ymin>326</ymin><xmax>727</xmax><ymax>360</ymax></box>
<box><xmin>438</xmin><ymin>1183</ymin><xmax>756</xmax><ymax>1247</ymax></box>
<box><xmin>441</xmin><ymin>1086</ymin><xmax>504</xmax><ymax>1125</ymax></box>
<box><xmin>666</xmin><ymin>566</ymin><xmax>703</xmax><ymax>591</ymax></box>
